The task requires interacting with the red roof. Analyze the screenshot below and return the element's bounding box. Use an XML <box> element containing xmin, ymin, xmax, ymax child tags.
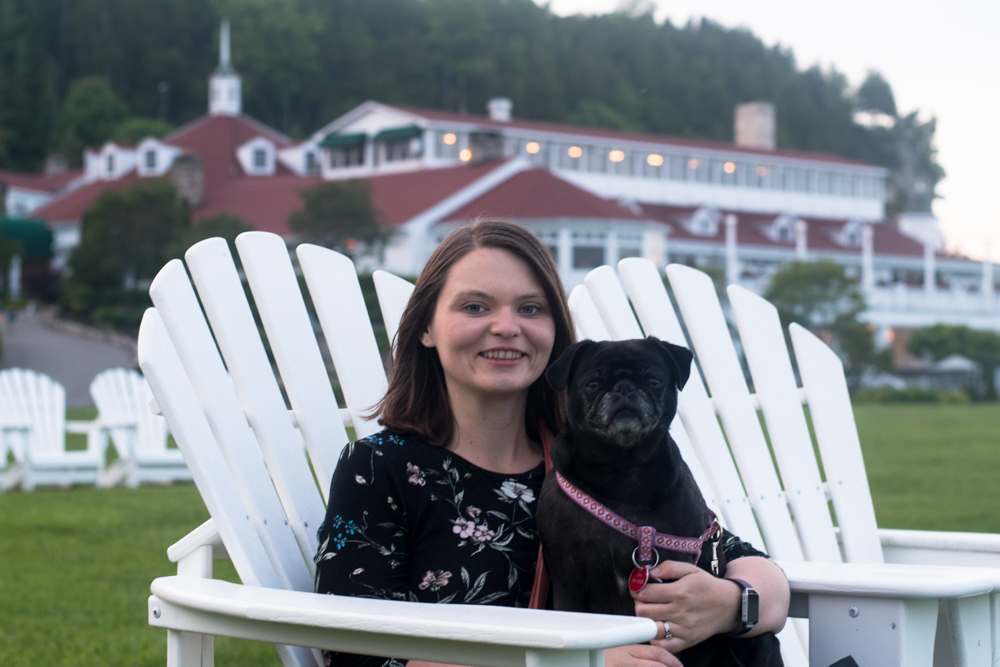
<box><xmin>166</xmin><ymin>114</ymin><xmax>294</xmax><ymax>198</ymax></box>
<box><xmin>444</xmin><ymin>168</ymin><xmax>648</xmax><ymax>222</ymax></box>
<box><xmin>0</xmin><ymin>169</ymin><xmax>82</xmax><ymax>193</ymax></box>
<box><xmin>32</xmin><ymin>173</ymin><xmax>138</xmax><ymax>223</ymax></box>
<box><xmin>391</xmin><ymin>106</ymin><xmax>871</xmax><ymax>168</ymax></box>
<box><xmin>366</xmin><ymin>159</ymin><xmax>512</xmax><ymax>226</ymax></box>
<box><xmin>194</xmin><ymin>176</ymin><xmax>321</xmax><ymax>236</ymax></box>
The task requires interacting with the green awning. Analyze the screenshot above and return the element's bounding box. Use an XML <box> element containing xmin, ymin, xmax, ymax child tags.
<box><xmin>373</xmin><ymin>125</ymin><xmax>423</xmax><ymax>142</ymax></box>
<box><xmin>319</xmin><ymin>132</ymin><xmax>367</xmax><ymax>149</ymax></box>
<box><xmin>0</xmin><ymin>217</ymin><xmax>53</xmax><ymax>259</ymax></box>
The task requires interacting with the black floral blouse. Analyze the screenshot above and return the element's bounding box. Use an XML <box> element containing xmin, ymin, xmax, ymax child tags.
<box><xmin>314</xmin><ymin>431</ymin><xmax>767</xmax><ymax>667</ymax></box>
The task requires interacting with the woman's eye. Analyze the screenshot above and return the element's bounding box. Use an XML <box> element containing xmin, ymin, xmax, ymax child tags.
<box><xmin>521</xmin><ymin>305</ymin><xmax>539</xmax><ymax>315</ymax></box>
<box><xmin>464</xmin><ymin>304</ymin><xmax>484</xmax><ymax>314</ymax></box>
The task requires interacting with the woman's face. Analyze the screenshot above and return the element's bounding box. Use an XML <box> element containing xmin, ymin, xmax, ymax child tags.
<box><xmin>421</xmin><ymin>247</ymin><xmax>557</xmax><ymax>402</ymax></box>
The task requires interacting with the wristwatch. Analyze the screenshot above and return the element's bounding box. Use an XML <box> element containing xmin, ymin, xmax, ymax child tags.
<box><xmin>725</xmin><ymin>578</ymin><xmax>759</xmax><ymax>636</ymax></box>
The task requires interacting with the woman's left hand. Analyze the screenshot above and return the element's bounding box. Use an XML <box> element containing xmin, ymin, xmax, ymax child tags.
<box><xmin>631</xmin><ymin>560</ymin><xmax>741</xmax><ymax>652</ymax></box>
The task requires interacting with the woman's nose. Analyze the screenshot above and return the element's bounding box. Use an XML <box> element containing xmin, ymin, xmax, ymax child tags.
<box><xmin>489</xmin><ymin>308</ymin><xmax>520</xmax><ymax>337</ymax></box>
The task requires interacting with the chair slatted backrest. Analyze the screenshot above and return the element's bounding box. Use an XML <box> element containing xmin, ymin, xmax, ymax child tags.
<box><xmin>183</xmin><ymin>239</ymin><xmax>324</xmax><ymax>572</ymax></box>
<box><xmin>236</xmin><ymin>233</ymin><xmax>348</xmax><ymax>497</ymax></box>
<box><xmin>373</xmin><ymin>270</ymin><xmax>415</xmax><ymax>348</ymax></box>
<box><xmin>137</xmin><ymin>310</ymin><xmax>320</xmax><ymax>667</ymax></box>
<box><xmin>580</xmin><ymin>267</ymin><xmax>722</xmax><ymax>521</ymax></box>
<box><xmin>790</xmin><ymin>324</ymin><xmax>884</xmax><ymax>564</ymax></box>
<box><xmin>665</xmin><ymin>264</ymin><xmax>805</xmax><ymax>563</ymax></box>
<box><xmin>615</xmin><ymin>259</ymin><xmax>765</xmax><ymax>548</ymax></box>
<box><xmin>0</xmin><ymin>368</ymin><xmax>66</xmax><ymax>460</ymax></box>
<box><xmin>91</xmin><ymin>368</ymin><xmax>170</xmax><ymax>459</ymax></box>
<box><xmin>297</xmin><ymin>245</ymin><xmax>386</xmax><ymax>440</ymax></box>
<box><xmin>0</xmin><ymin>369</ymin><xmax>33</xmax><ymax>462</ymax></box>
<box><xmin>567</xmin><ymin>285</ymin><xmax>611</xmax><ymax>342</ymax></box>
<box><xmin>726</xmin><ymin>287</ymin><xmax>844</xmax><ymax>563</ymax></box>
<box><xmin>148</xmin><ymin>257</ymin><xmax>315</xmax><ymax>593</ymax></box>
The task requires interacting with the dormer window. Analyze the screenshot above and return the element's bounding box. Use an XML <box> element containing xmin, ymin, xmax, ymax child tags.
<box><xmin>306</xmin><ymin>151</ymin><xmax>318</xmax><ymax>173</ymax></box>
<box><xmin>778</xmin><ymin>227</ymin><xmax>790</xmax><ymax>241</ymax></box>
<box><xmin>145</xmin><ymin>150</ymin><xmax>157</xmax><ymax>169</ymax></box>
<box><xmin>107</xmin><ymin>154</ymin><xmax>115</xmax><ymax>173</ymax></box>
<box><xmin>237</xmin><ymin>136</ymin><xmax>277</xmax><ymax>175</ymax></box>
<box><xmin>253</xmin><ymin>148</ymin><xmax>267</xmax><ymax>168</ymax></box>
<box><xmin>685</xmin><ymin>206</ymin><xmax>721</xmax><ymax>236</ymax></box>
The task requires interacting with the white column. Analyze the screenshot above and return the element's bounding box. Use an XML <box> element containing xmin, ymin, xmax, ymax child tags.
<box><xmin>982</xmin><ymin>241</ymin><xmax>994</xmax><ymax>303</ymax></box>
<box><xmin>557</xmin><ymin>228</ymin><xmax>573</xmax><ymax>278</ymax></box>
<box><xmin>606</xmin><ymin>229</ymin><xmax>619</xmax><ymax>268</ymax></box>
<box><xmin>923</xmin><ymin>242</ymin><xmax>935</xmax><ymax>296</ymax></box>
<box><xmin>725</xmin><ymin>214</ymin><xmax>739</xmax><ymax>285</ymax></box>
<box><xmin>861</xmin><ymin>224</ymin><xmax>874</xmax><ymax>292</ymax></box>
<box><xmin>8</xmin><ymin>255</ymin><xmax>21</xmax><ymax>301</ymax></box>
<box><xmin>795</xmin><ymin>219</ymin><xmax>808</xmax><ymax>260</ymax></box>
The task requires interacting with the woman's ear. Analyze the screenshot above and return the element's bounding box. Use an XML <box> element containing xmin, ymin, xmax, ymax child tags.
<box><xmin>420</xmin><ymin>329</ymin><xmax>435</xmax><ymax>348</ymax></box>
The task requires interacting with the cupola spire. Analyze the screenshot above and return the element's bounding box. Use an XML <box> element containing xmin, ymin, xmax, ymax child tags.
<box><xmin>209</xmin><ymin>18</ymin><xmax>241</xmax><ymax>116</ymax></box>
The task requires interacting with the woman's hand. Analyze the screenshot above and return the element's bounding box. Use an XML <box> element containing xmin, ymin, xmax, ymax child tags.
<box><xmin>631</xmin><ymin>556</ymin><xmax>791</xmax><ymax>653</ymax></box>
<box><xmin>604</xmin><ymin>644</ymin><xmax>683</xmax><ymax>667</ymax></box>
<box><xmin>631</xmin><ymin>561</ymin><xmax>742</xmax><ymax>652</ymax></box>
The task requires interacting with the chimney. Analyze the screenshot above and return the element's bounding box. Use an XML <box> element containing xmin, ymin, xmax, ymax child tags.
<box><xmin>487</xmin><ymin>97</ymin><xmax>512</xmax><ymax>122</ymax></box>
<box><xmin>170</xmin><ymin>153</ymin><xmax>204</xmax><ymax>207</ymax></box>
<box><xmin>734</xmin><ymin>102</ymin><xmax>776</xmax><ymax>150</ymax></box>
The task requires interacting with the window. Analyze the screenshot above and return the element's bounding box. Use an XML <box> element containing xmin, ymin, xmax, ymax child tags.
<box><xmin>435</xmin><ymin>131</ymin><xmax>460</xmax><ymax>159</ymax></box>
<box><xmin>573</xmin><ymin>246</ymin><xmax>604</xmax><ymax>269</ymax></box>
<box><xmin>668</xmin><ymin>155</ymin><xmax>686</xmax><ymax>180</ymax></box>
<box><xmin>253</xmin><ymin>148</ymin><xmax>267</xmax><ymax>168</ymax></box>
<box><xmin>384</xmin><ymin>138</ymin><xmax>412</xmax><ymax>162</ymax></box>
<box><xmin>817</xmin><ymin>171</ymin><xmax>831</xmax><ymax>194</ymax></box>
<box><xmin>306</xmin><ymin>152</ymin><xmax>318</xmax><ymax>173</ymax></box>
<box><xmin>145</xmin><ymin>150</ymin><xmax>157</xmax><ymax>169</ymax></box>
<box><xmin>107</xmin><ymin>154</ymin><xmax>115</xmax><ymax>173</ymax></box>
<box><xmin>330</xmin><ymin>144</ymin><xmax>364</xmax><ymax>168</ymax></box>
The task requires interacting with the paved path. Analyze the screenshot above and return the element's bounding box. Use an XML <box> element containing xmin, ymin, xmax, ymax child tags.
<box><xmin>1</xmin><ymin>310</ymin><xmax>136</xmax><ymax>408</ymax></box>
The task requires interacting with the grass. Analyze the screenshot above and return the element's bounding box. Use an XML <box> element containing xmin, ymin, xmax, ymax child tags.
<box><xmin>1</xmin><ymin>403</ymin><xmax>998</xmax><ymax>665</ymax></box>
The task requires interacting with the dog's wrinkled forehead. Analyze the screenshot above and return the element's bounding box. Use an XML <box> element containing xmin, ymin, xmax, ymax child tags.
<box><xmin>545</xmin><ymin>337</ymin><xmax>693</xmax><ymax>392</ymax></box>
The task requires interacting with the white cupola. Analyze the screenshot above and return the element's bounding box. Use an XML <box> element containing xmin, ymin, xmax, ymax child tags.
<box><xmin>209</xmin><ymin>19</ymin><xmax>242</xmax><ymax>116</ymax></box>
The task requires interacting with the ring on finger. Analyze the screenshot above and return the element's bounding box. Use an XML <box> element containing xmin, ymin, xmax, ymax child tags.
<box><xmin>663</xmin><ymin>623</ymin><xmax>672</xmax><ymax>641</ymax></box>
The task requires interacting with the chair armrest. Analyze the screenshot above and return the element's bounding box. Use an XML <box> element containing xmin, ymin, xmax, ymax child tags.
<box><xmin>150</xmin><ymin>576</ymin><xmax>656</xmax><ymax>667</ymax></box>
<box><xmin>778</xmin><ymin>560</ymin><xmax>999</xmax><ymax>598</ymax></box>
<box><xmin>167</xmin><ymin>519</ymin><xmax>228</xmax><ymax>563</ymax></box>
<box><xmin>878</xmin><ymin>528</ymin><xmax>1000</xmax><ymax>553</ymax></box>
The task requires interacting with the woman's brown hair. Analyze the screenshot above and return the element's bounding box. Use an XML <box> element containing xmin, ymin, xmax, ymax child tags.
<box><xmin>374</xmin><ymin>219</ymin><xmax>575</xmax><ymax>446</ymax></box>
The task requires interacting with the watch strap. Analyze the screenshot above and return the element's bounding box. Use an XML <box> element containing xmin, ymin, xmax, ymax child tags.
<box><xmin>723</xmin><ymin>578</ymin><xmax>758</xmax><ymax>636</ymax></box>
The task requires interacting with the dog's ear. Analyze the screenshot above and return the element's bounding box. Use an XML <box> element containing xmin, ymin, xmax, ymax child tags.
<box><xmin>648</xmin><ymin>336</ymin><xmax>693</xmax><ymax>390</ymax></box>
<box><xmin>545</xmin><ymin>340</ymin><xmax>597</xmax><ymax>392</ymax></box>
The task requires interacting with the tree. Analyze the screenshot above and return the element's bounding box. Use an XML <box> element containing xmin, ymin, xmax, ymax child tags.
<box><xmin>167</xmin><ymin>212</ymin><xmax>252</xmax><ymax>265</ymax></box>
<box><xmin>763</xmin><ymin>260</ymin><xmax>890</xmax><ymax>385</ymax></box>
<box><xmin>52</xmin><ymin>76</ymin><xmax>130</xmax><ymax>165</ymax></box>
<box><xmin>112</xmin><ymin>117</ymin><xmax>174</xmax><ymax>144</ymax></box>
<box><xmin>855</xmin><ymin>71</ymin><xmax>897</xmax><ymax>117</ymax></box>
<box><xmin>288</xmin><ymin>180</ymin><xmax>387</xmax><ymax>254</ymax></box>
<box><xmin>908</xmin><ymin>325</ymin><xmax>1000</xmax><ymax>400</ymax></box>
<box><xmin>61</xmin><ymin>178</ymin><xmax>189</xmax><ymax>324</ymax></box>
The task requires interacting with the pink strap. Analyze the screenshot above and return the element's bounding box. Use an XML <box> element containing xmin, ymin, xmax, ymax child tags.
<box><xmin>556</xmin><ymin>471</ymin><xmax>718</xmax><ymax>565</ymax></box>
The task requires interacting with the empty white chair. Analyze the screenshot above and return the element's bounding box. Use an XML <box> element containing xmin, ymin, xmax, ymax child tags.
<box><xmin>90</xmin><ymin>367</ymin><xmax>189</xmax><ymax>487</ymax></box>
<box><xmin>0</xmin><ymin>368</ymin><xmax>102</xmax><ymax>490</ymax></box>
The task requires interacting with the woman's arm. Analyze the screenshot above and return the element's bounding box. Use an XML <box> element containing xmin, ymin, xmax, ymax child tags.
<box><xmin>632</xmin><ymin>556</ymin><xmax>790</xmax><ymax>652</ymax></box>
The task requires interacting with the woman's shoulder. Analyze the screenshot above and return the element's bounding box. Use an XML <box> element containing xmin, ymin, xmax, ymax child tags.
<box><xmin>340</xmin><ymin>430</ymin><xmax>441</xmax><ymax>465</ymax></box>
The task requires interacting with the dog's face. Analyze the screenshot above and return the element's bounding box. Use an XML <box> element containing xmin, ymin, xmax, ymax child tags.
<box><xmin>546</xmin><ymin>337</ymin><xmax>693</xmax><ymax>447</ymax></box>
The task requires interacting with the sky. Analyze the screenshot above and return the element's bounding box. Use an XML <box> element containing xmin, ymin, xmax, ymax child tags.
<box><xmin>540</xmin><ymin>0</ymin><xmax>1000</xmax><ymax>262</ymax></box>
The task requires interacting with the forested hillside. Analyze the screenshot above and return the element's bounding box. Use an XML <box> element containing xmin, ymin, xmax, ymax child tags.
<box><xmin>0</xmin><ymin>0</ymin><xmax>941</xmax><ymax>213</ymax></box>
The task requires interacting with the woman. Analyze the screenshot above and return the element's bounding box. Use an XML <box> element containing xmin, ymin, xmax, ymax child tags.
<box><xmin>315</xmin><ymin>220</ymin><xmax>790</xmax><ymax>667</ymax></box>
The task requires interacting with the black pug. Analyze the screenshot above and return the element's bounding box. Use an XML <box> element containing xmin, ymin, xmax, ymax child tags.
<box><xmin>536</xmin><ymin>337</ymin><xmax>782</xmax><ymax>667</ymax></box>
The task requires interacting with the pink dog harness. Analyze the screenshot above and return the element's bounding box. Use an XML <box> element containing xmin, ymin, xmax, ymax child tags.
<box><xmin>555</xmin><ymin>471</ymin><xmax>722</xmax><ymax>590</ymax></box>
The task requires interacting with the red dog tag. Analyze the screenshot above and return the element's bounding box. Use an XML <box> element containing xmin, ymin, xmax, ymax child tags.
<box><xmin>629</xmin><ymin>566</ymin><xmax>649</xmax><ymax>592</ymax></box>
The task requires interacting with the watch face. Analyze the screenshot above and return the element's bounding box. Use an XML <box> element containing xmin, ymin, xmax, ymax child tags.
<box><xmin>745</xmin><ymin>589</ymin><xmax>760</xmax><ymax>625</ymax></box>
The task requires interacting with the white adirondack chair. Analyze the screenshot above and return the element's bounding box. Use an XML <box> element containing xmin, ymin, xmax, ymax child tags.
<box><xmin>0</xmin><ymin>367</ymin><xmax>103</xmax><ymax>490</ymax></box>
<box><xmin>90</xmin><ymin>367</ymin><xmax>190</xmax><ymax>487</ymax></box>
<box><xmin>140</xmin><ymin>232</ymin><xmax>657</xmax><ymax>667</ymax></box>
<box><xmin>566</xmin><ymin>259</ymin><xmax>1000</xmax><ymax>667</ymax></box>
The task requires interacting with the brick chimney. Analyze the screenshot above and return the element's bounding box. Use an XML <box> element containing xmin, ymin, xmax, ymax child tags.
<box><xmin>734</xmin><ymin>102</ymin><xmax>776</xmax><ymax>150</ymax></box>
<box><xmin>170</xmin><ymin>153</ymin><xmax>204</xmax><ymax>207</ymax></box>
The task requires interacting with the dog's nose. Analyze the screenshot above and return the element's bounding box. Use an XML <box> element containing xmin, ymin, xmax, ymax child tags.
<box><xmin>613</xmin><ymin>379</ymin><xmax>636</xmax><ymax>396</ymax></box>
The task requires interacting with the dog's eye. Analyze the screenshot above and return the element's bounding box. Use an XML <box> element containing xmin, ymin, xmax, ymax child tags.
<box><xmin>585</xmin><ymin>380</ymin><xmax>600</xmax><ymax>391</ymax></box>
<box><xmin>647</xmin><ymin>377</ymin><xmax>662</xmax><ymax>387</ymax></box>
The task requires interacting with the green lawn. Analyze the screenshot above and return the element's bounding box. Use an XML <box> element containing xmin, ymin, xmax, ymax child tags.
<box><xmin>1</xmin><ymin>403</ymin><xmax>998</xmax><ymax>666</ymax></box>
